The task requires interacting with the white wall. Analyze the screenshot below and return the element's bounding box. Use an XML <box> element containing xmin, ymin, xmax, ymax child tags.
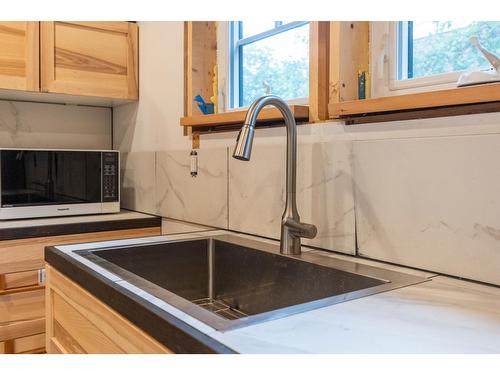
<box><xmin>113</xmin><ymin>21</ymin><xmax>187</xmax><ymax>214</ymax></box>
<box><xmin>113</xmin><ymin>21</ymin><xmax>500</xmax><ymax>285</ymax></box>
<box><xmin>0</xmin><ymin>100</ymin><xmax>111</xmax><ymax>150</ymax></box>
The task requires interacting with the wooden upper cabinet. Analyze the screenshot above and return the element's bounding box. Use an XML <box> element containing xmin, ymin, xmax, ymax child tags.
<box><xmin>40</xmin><ymin>22</ymin><xmax>138</xmax><ymax>100</ymax></box>
<box><xmin>0</xmin><ymin>22</ymin><xmax>39</xmax><ymax>91</ymax></box>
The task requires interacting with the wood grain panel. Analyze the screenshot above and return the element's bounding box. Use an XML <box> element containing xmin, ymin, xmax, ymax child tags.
<box><xmin>0</xmin><ymin>21</ymin><xmax>39</xmax><ymax>91</ymax></box>
<box><xmin>0</xmin><ymin>333</ymin><xmax>45</xmax><ymax>354</ymax></box>
<box><xmin>0</xmin><ymin>289</ymin><xmax>45</xmax><ymax>324</ymax></box>
<box><xmin>0</xmin><ymin>270</ymin><xmax>39</xmax><ymax>291</ymax></box>
<box><xmin>53</xmin><ymin>292</ymin><xmax>124</xmax><ymax>353</ymax></box>
<box><xmin>180</xmin><ymin>105</ymin><xmax>309</xmax><ymax>128</ymax></box>
<box><xmin>46</xmin><ymin>265</ymin><xmax>172</xmax><ymax>354</ymax></box>
<box><xmin>0</xmin><ymin>317</ymin><xmax>44</xmax><ymax>341</ymax></box>
<box><xmin>329</xmin><ymin>82</ymin><xmax>500</xmax><ymax>118</ymax></box>
<box><xmin>184</xmin><ymin>21</ymin><xmax>217</xmax><ymax>139</ymax></box>
<box><xmin>53</xmin><ymin>320</ymin><xmax>85</xmax><ymax>354</ymax></box>
<box><xmin>40</xmin><ymin>21</ymin><xmax>138</xmax><ymax>99</ymax></box>
<box><xmin>309</xmin><ymin>21</ymin><xmax>330</xmax><ymax>122</ymax></box>
<box><xmin>55</xmin><ymin>47</ymin><xmax>127</xmax><ymax>75</ymax></box>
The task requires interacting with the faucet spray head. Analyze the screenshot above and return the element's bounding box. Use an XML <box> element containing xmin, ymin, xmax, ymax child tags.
<box><xmin>232</xmin><ymin>123</ymin><xmax>254</xmax><ymax>161</ymax></box>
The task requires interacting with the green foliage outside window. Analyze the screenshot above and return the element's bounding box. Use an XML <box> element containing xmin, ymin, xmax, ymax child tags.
<box><xmin>413</xmin><ymin>21</ymin><xmax>500</xmax><ymax>78</ymax></box>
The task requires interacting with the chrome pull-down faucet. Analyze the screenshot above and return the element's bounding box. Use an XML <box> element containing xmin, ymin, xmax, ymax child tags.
<box><xmin>232</xmin><ymin>95</ymin><xmax>317</xmax><ymax>255</ymax></box>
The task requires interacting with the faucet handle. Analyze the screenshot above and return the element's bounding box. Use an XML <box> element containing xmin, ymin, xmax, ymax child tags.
<box><xmin>283</xmin><ymin>218</ymin><xmax>317</xmax><ymax>239</ymax></box>
<box><xmin>297</xmin><ymin>222</ymin><xmax>317</xmax><ymax>239</ymax></box>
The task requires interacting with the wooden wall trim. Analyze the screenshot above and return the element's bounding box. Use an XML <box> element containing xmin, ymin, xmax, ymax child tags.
<box><xmin>328</xmin><ymin>21</ymin><xmax>370</xmax><ymax>111</ymax></box>
<box><xmin>183</xmin><ymin>21</ymin><xmax>217</xmax><ymax>146</ymax></box>
<box><xmin>309</xmin><ymin>21</ymin><xmax>330</xmax><ymax>123</ymax></box>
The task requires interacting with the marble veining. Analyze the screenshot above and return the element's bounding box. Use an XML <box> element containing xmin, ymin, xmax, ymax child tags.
<box><xmin>156</xmin><ymin>149</ymin><xmax>228</xmax><ymax>228</ymax></box>
<box><xmin>209</xmin><ymin>275</ymin><xmax>500</xmax><ymax>353</ymax></box>
<box><xmin>229</xmin><ymin>140</ymin><xmax>355</xmax><ymax>254</ymax></box>
<box><xmin>353</xmin><ymin>134</ymin><xmax>500</xmax><ymax>286</ymax></box>
<box><xmin>0</xmin><ymin>100</ymin><xmax>111</xmax><ymax>149</ymax></box>
<box><xmin>120</xmin><ymin>151</ymin><xmax>158</xmax><ymax>215</ymax></box>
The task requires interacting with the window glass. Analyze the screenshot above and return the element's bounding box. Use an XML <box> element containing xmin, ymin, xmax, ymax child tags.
<box><xmin>237</xmin><ymin>22</ymin><xmax>309</xmax><ymax>107</ymax></box>
<box><xmin>399</xmin><ymin>21</ymin><xmax>500</xmax><ymax>80</ymax></box>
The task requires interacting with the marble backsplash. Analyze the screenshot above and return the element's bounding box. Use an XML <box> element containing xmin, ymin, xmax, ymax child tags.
<box><xmin>119</xmin><ymin>137</ymin><xmax>356</xmax><ymax>254</ymax></box>
<box><xmin>156</xmin><ymin>148</ymin><xmax>228</xmax><ymax>228</ymax></box>
<box><xmin>229</xmin><ymin>141</ymin><xmax>355</xmax><ymax>254</ymax></box>
<box><xmin>120</xmin><ymin>151</ymin><xmax>158</xmax><ymax>214</ymax></box>
<box><xmin>0</xmin><ymin>100</ymin><xmax>111</xmax><ymax>149</ymax></box>
<box><xmin>119</xmin><ymin>148</ymin><xmax>228</xmax><ymax>229</ymax></box>
<box><xmin>353</xmin><ymin>134</ymin><xmax>500</xmax><ymax>285</ymax></box>
<box><xmin>116</xmin><ymin>112</ymin><xmax>500</xmax><ymax>286</ymax></box>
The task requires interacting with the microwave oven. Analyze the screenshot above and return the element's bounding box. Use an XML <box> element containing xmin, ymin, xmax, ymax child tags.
<box><xmin>0</xmin><ymin>149</ymin><xmax>120</xmax><ymax>220</ymax></box>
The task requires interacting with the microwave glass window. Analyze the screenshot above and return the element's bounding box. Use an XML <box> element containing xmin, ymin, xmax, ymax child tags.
<box><xmin>1</xmin><ymin>150</ymin><xmax>102</xmax><ymax>207</ymax></box>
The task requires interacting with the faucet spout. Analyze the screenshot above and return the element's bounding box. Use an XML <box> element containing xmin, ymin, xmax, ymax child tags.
<box><xmin>232</xmin><ymin>95</ymin><xmax>317</xmax><ymax>255</ymax></box>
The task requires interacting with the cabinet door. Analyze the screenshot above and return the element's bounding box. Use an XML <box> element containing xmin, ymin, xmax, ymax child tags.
<box><xmin>40</xmin><ymin>22</ymin><xmax>138</xmax><ymax>100</ymax></box>
<box><xmin>0</xmin><ymin>22</ymin><xmax>39</xmax><ymax>91</ymax></box>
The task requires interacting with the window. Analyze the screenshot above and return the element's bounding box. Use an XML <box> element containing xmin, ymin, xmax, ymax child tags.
<box><xmin>227</xmin><ymin>21</ymin><xmax>310</xmax><ymax>108</ymax></box>
<box><xmin>371</xmin><ymin>21</ymin><xmax>500</xmax><ymax>97</ymax></box>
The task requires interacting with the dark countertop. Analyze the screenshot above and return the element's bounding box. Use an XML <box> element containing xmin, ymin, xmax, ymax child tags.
<box><xmin>45</xmin><ymin>243</ymin><xmax>236</xmax><ymax>354</ymax></box>
<box><xmin>0</xmin><ymin>210</ymin><xmax>161</xmax><ymax>241</ymax></box>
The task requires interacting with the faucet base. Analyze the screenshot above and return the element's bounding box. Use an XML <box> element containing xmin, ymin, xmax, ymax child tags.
<box><xmin>280</xmin><ymin>236</ymin><xmax>302</xmax><ymax>255</ymax></box>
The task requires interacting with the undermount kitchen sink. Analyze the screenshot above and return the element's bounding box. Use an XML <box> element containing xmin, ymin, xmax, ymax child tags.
<box><xmin>75</xmin><ymin>234</ymin><xmax>426</xmax><ymax>331</ymax></box>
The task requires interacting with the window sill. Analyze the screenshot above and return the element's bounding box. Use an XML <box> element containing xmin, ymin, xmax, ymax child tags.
<box><xmin>180</xmin><ymin>105</ymin><xmax>310</xmax><ymax>132</ymax></box>
<box><xmin>329</xmin><ymin>82</ymin><xmax>500</xmax><ymax>123</ymax></box>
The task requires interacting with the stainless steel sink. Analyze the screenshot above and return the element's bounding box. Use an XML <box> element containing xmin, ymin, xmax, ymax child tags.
<box><xmin>75</xmin><ymin>234</ymin><xmax>427</xmax><ymax>331</ymax></box>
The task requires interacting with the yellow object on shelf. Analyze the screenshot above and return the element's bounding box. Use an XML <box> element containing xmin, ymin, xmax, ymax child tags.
<box><xmin>210</xmin><ymin>64</ymin><xmax>218</xmax><ymax>113</ymax></box>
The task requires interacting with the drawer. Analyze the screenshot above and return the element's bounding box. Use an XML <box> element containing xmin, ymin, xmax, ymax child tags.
<box><xmin>0</xmin><ymin>270</ymin><xmax>41</xmax><ymax>291</ymax></box>
<box><xmin>0</xmin><ymin>288</ymin><xmax>45</xmax><ymax>324</ymax></box>
<box><xmin>0</xmin><ymin>333</ymin><xmax>45</xmax><ymax>354</ymax></box>
<box><xmin>0</xmin><ymin>318</ymin><xmax>45</xmax><ymax>343</ymax></box>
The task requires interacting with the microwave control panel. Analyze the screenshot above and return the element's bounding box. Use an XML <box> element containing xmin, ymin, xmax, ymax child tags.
<box><xmin>102</xmin><ymin>152</ymin><xmax>119</xmax><ymax>202</ymax></box>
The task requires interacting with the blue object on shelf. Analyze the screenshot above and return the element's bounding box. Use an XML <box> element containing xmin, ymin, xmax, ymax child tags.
<box><xmin>194</xmin><ymin>95</ymin><xmax>215</xmax><ymax>115</ymax></box>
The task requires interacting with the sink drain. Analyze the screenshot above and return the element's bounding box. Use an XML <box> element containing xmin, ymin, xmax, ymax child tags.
<box><xmin>191</xmin><ymin>297</ymin><xmax>248</xmax><ymax>320</ymax></box>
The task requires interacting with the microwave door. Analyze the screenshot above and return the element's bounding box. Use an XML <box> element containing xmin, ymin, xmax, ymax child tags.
<box><xmin>1</xmin><ymin>150</ymin><xmax>101</xmax><ymax>208</ymax></box>
<box><xmin>1</xmin><ymin>150</ymin><xmax>54</xmax><ymax>207</ymax></box>
<box><xmin>52</xmin><ymin>151</ymin><xmax>101</xmax><ymax>205</ymax></box>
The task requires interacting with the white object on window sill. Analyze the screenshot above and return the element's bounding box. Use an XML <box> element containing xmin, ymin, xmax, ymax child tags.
<box><xmin>457</xmin><ymin>36</ymin><xmax>500</xmax><ymax>87</ymax></box>
<box><xmin>457</xmin><ymin>68</ymin><xmax>500</xmax><ymax>87</ymax></box>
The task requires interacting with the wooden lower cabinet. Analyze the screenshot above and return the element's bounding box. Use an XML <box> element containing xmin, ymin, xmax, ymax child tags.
<box><xmin>45</xmin><ymin>265</ymin><xmax>172</xmax><ymax>354</ymax></box>
<box><xmin>0</xmin><ymin>226</ymin><xmax>161</xmax><ymax>354</ymax></box>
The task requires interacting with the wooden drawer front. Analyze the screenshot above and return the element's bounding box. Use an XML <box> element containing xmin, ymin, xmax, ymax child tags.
<box><xmin>0</xmin><ymin>333</ymin><xmax>45</xmax><ymax>354</ymax></box>
<box><xmin>52</xmin><ymin>292</ymin><xmax>123</xmax><ymax>353</ymax></box>
<box><xmin>0</xmin><ymin>21</ymin><xmax>39</xmax><ymax>91</ymax></box>
<box><xmin>47</xmin><ymin>265</ymin><xmax>172</xmax><ymax>354</ymax></box>
<box><xmin>0</xmin><ymin>270</ymin><xmax>40</xmax><ymax>291</ymax></box>
<box><xmin>0</xmin><ymin>318</ymin><xmax>44</xmax><ymax>342</ymax></box>
<box><xmin>41</xmin><ymin>21</ymin><xmax>138</xmax><ymax>99</ymax></box>
<box><xmin>0</xmin><ymin>289</ymin><xmax>44</xmax><ymax>324</ymax></box>
<box><xmin>0</xmin><ymin>226</ymin><xmax>161</xmax><ymax>275</ymax></box>
<box><xmin>0</xmin><ymin>289</ymin><xmax>45</xmax><ymax>348</ymax></box>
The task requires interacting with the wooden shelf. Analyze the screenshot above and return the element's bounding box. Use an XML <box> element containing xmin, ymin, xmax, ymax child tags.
<box><xmin>329</xmin><ymin>82</ymin><xmax>500</xmax><ymax>118</ymax></box>
<box><xmin>180</xmin><ymin>105</ymin><xmax>310</xmax><ymax>128</ymax></box>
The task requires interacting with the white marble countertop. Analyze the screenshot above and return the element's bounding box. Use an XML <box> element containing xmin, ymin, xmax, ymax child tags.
<box><xmin>0</xmin><ymin>209</ymin><xmax>157</xmax><ymax>229</ymax></box>
<box><xmin>53</xmin><ymin>230</ymin><xmax>500</xmax><ymax>354</ymax></box>
<box><xmin>210</xmin><ymin>274</ymin><xmax>500</xmax><ymax>353</ymax></box>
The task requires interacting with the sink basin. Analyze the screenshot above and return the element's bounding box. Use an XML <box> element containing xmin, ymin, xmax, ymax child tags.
<box><xmin>75</xmin><ymin>234</ymin><xmax>426</xmax><ymax>331</ymax></box>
